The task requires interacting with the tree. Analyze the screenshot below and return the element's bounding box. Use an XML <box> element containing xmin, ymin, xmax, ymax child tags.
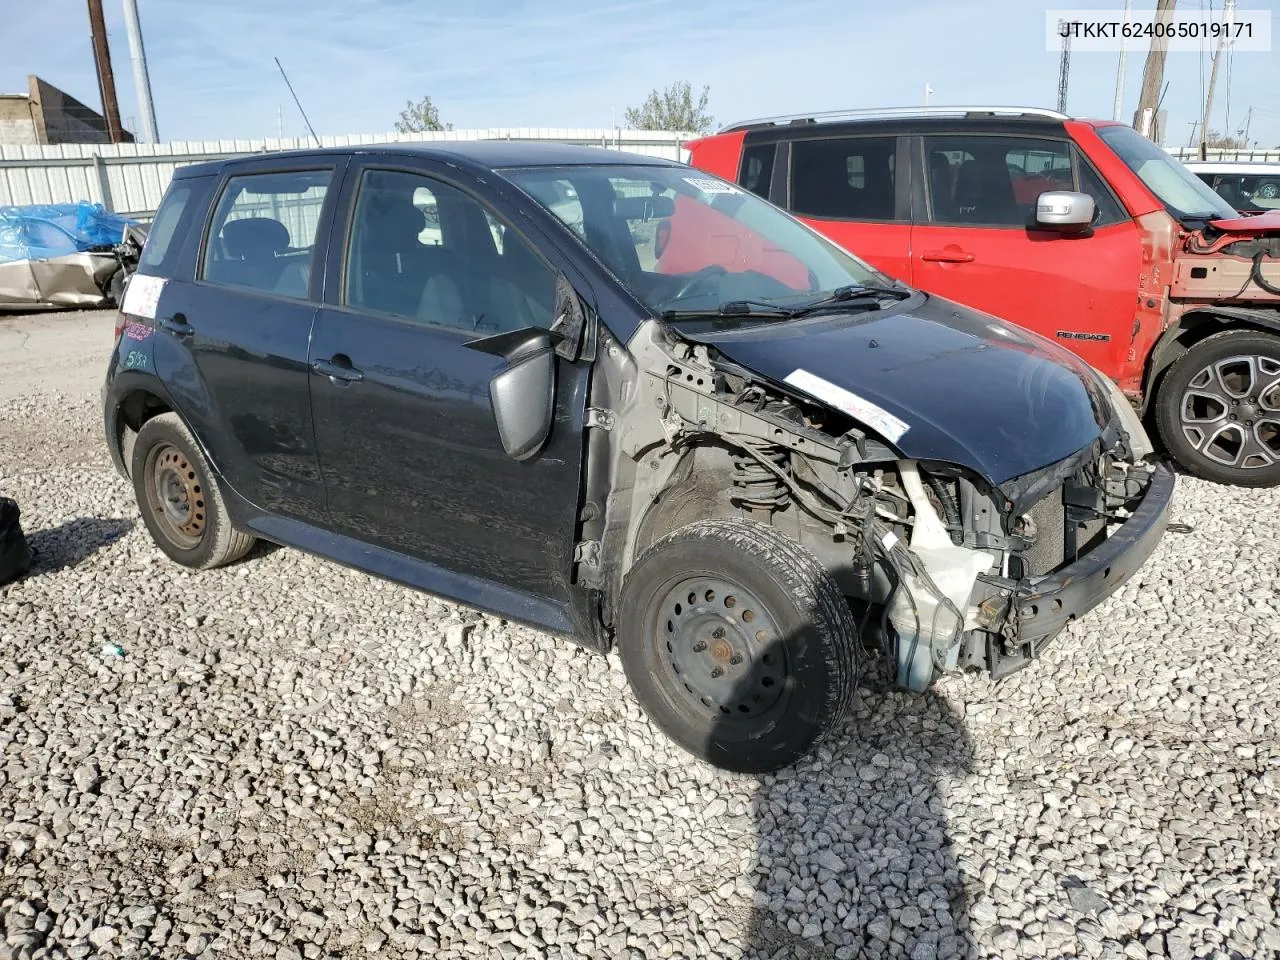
<box><xmin>1204</xmin><ymin>129</ymin><xmax>1249</xmax><ymax>150</ymax></box>
<box><xmin>623</xmin><ymin>81</ymin><xmax>713</xmax><ymax>133</ymax></box>
<box><xmin>395</xmin><ymin>95</ymin><xmax>451</xmax><ymax>133</ymax></box>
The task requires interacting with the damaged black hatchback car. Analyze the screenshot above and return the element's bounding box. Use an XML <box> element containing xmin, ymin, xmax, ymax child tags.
<box><xmin>104</xmin><ymin>143</ymin><xmax>1173</xmax><ymax>772</ymax></box>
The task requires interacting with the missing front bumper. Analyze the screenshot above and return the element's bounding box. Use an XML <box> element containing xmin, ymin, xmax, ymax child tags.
<box><xmin>984</xmin><ymin>461</ymin><xmax>1175</xmax><ymax>680</ymax></box>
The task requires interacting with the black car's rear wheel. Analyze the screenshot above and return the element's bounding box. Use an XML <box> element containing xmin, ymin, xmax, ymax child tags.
<box><xmin>618</xmin><ymin>518</ymin><xmax>860</xmax><ymax>774</ymax></box>
<box><xmin>131</xmin><ymin>413</ymin><xmax>256</xmax><ymax>569</ymax></box>
<box><xmin>1155</xmin><ymin>330</ymin><xmax>1280</xmax><ymax>487</ymax></box>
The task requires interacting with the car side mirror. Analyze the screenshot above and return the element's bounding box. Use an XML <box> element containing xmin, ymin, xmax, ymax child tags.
<box><xmin>1035</xmin><ymin>191</ymin><xmax>1095</xmax><ymax>232</ymax></box>
<box><xmin>467</xmin><ymin>328</ymin><xmax>561</xmax><ymax>461</ymax></box>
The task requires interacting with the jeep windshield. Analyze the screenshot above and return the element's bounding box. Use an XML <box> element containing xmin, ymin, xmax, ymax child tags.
<box><xmin>1096</xmin><ymin>125</ymin><xmax>1237</xmax><ymax>222</ymax></box>
<box><xmin>502</xmin><ymin>164</ymin><xmax>895</xmax><ymax>319</ymax></box>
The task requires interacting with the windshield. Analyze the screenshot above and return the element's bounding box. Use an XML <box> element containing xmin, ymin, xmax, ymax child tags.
<box><xmin>1096</xmin><ymin>125</ymin><xmax>1237</xmax><ymax>221</ymax></box>
<box><xmin>501</xmin><ymin>164</ymin><xmax>888</xmax><ymax>316</ymax></box>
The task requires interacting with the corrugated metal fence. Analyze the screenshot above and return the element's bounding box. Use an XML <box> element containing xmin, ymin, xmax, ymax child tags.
<box><xmin>1167</xmin><ymin>147</ymin><xmax>1280</xmax><ymax>162</ymax></box>
<box><xmin>0</xmin><ymin>128</ymin><xmax>693</xmax><ymax>219</ymax></box>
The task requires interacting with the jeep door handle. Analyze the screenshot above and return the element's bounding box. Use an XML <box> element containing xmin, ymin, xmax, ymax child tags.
<box><xmin>312</xmin><ymin>355</ymin><xmax>363</xmax><ymax>384</ymax></box>
<box><xmin>920</xmin><ymin>249</ymin><xmax>975</xmax><ymax>264</ymax></box>
<box><xmin>159</xmin><ymin>313</ymin><xmax>193</xmax><ymax>337</ymax></box>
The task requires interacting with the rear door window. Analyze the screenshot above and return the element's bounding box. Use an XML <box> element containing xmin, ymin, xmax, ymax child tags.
<box><xmin>788</xmin><ymin>136</ymin><xmax>898</xmax><ymax>221</ymax></box>
<box><xmin>201</xmin><ymin>169</ymin><xmax>332</xmax><ymax>298</ymax></box>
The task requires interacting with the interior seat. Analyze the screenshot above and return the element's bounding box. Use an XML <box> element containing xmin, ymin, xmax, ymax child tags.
<box><xmin>215</xmin><ymin>217</ymin><xmax>289</xmax><ymax>290</ymax></box>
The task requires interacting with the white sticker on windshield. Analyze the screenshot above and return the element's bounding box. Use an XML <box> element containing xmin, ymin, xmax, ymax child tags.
<box><xmin>121</xmin><ymin>274</ymin><xmax>166</xmax><ymax>320</ymax></box>
<box><xmin>682</xmin><ymin>176</ymin><xmax>740</xmax><ymax>195</ymax></box>
<box><xmin>784</xmin><ymin>369</ymin><xmax>910</xmax><ymax>443</ymax></box>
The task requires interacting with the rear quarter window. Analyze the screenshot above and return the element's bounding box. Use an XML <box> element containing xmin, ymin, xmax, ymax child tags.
<box><xmin>138</xmin><ymin>181</ymin><xmax>200</xmax><ymax>275</ymax></box>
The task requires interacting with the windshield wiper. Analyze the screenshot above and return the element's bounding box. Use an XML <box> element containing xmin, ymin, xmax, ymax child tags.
<box><xmin>789</xmin><ymin>283</ymin><xmax>912</xmax><ymax>313</ymax></box>
<box><xmin>661</xmin><ymin>284</ymin><xmax>913</xmax><ymax>323</ymax></box>
<box><xmin>661</xmin><ymin>301</ymin><xmax>796</xmax><ymax>322</ymax></box>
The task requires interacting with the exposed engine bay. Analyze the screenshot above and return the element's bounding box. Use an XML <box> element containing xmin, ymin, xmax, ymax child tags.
<box><xmin>577</xmin><ymin>320</ymin><xmax>1169</xmax><ymax>692</ymax></box>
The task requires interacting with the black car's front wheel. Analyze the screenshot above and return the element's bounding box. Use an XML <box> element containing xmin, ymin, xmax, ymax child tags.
<box><xmin>618</xmin><ymin>518</ymin><xmax>860</xmax><ymax>774</ymax></box>
<box><xmin>131</xmin><ymin>413</ymin><xmax>256</xmax><ymax>569</ymax></box>
<box><xmin>1155</xmin><ymin>330</ymin><xmax>1280</xmax><ymax>487</ymax></box>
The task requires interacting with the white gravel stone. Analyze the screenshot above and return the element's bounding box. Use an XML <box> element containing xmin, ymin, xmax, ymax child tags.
<box><xmin>2</xmin><ymin>309</ymin><xmax>1278</xmax><ymax>960</ymax></box>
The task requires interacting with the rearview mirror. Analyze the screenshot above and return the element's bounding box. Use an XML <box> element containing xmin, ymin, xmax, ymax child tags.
<box><xmin>614</xmin><ymin>195</ymin><xmax>675</xmax><ymax>221</ymax></box>
<box><xmin>467</xmin><ymin>329</ymin><xmax>560</xmax><ymax>461</ymax></box>
<box><xmin>1035</xmin><ymin>191</ymin><xmax>1095</xmax><ymax>231</ymax></box>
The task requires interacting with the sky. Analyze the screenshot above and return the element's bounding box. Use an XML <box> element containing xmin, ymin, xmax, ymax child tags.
<box><xmin>2</xmin><ymin>0</ymin><xmax>1278</xmax><ymax>147</ymax></box>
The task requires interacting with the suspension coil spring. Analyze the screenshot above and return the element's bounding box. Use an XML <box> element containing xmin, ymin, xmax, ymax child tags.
<box><xmin>731</xmin><ymin>447</ymin><xmax>790</xmax><ymax>512</ymax></box>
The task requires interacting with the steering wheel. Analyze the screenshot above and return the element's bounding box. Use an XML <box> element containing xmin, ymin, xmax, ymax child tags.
<box><xmin>670</xmin><ymin>264</ymin><xmax>727</xmax><ymax>302</ymax></box>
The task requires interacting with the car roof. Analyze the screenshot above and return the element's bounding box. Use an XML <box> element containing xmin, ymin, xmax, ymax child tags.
<box><xmin>1181</xmin><ymin>160</ymin><xmax>1280</xmax><ymax>175</ymax></box>
<box><xmin>717</xmin><ymin>106</ymin><xmax>1073</xmax><ymax>137</ymax></box>
<box><xmin>174</xmin><ymin>141</ymin><xmax>678</xmax><ymax>179</ymax></box>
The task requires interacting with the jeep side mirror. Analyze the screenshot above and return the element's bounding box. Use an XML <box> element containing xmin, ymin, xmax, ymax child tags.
<box><xmin>1035</xmin><ymin>191</ymin><xmax>1095</xmax><ymax>232</ymax></box>
<box><xmin>467</xmin><ymin>328</ymin><xmax>561</xmax><ymax>461</ymax></box>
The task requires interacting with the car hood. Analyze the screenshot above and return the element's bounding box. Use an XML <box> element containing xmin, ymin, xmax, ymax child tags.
<box><xmin>676</xmin><ymin>292</ymin><xmax>1113</xmax><ymax>487</ymax></box>
<box><xmin>1205</xmin><ymin>209</ymin><xmax>1280</xmax><ymax>236</ymax></box>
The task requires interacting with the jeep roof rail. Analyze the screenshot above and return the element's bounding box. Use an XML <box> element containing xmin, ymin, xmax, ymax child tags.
<box><xmin>717</xmin><ymin>106</ymin><xmax>1071</xmax><ymax>134</ymax></box>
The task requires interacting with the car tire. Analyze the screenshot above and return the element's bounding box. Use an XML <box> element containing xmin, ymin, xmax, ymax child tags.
<box><xmin>106</xmin><ymin>267</ymin><xmax>126</xmax><ymax>308</ymax></box>
<box><xmin>1155</xmin><ymin>329</ymin><xmax>1280</xmax><ymax>487</ymax></box>
<box><xmin>131</xmin><ymin>413</ymin><xmax>257</xmax><ymax>569</ymax></box>
<box><xmin>617</xmin><ymin>517</ymin><xmax>860</xmax><ymax>774</ymax></box>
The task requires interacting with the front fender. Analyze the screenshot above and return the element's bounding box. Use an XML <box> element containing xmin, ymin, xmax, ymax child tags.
<box><xmin>1143</xmin><ymin>306</ymin><xmax>1280</xmax><ymax>413</ymax></box>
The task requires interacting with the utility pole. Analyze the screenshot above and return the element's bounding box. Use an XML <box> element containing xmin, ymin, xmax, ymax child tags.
<box><xmin>121</xmin><ymin>0</ymin><xmax>160</xmax><ymax>142</ymax></box>
<box><xmin>1056</xmin><ymin>21</ymin><xmax>1071</xmax><ymax>114</ymax></box>
<box><xmin>1199</xmin><ymin>0</ymin><xmax>1235</xmax><ymax>160</ymax></box>
<box><xmin>86</xmin><ymin>0</ymin><xmax>124</xmax><ymax>142</ymax></box>
<box><xmin>1133</xmin><ymin>0</ymin><xmax>1177</xmax><ymax>141</ymax></box>
<box><xmin>1112</xmin><ymin>0</ymin><xmax>1134</xmax><ymax>121</ymax></box>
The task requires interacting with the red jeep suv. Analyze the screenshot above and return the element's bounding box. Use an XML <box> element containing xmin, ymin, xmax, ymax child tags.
<box><xmin>688</xmin><ymin>106</ymin><xmax>1280</xmax><ymax>486</ymax></box>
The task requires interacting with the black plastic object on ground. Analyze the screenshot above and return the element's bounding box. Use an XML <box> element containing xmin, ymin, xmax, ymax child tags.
<box><xmin>0</xmin><ymin>497</ymin><xmax>32</xmax><ymax>585</ymax></box>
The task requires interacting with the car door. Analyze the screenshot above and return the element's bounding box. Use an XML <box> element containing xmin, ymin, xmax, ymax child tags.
<box><xmin>152</xmin><ymin>159</ymin><xmax>342</xmax><ymax>525</ymax></box>
<box><xmin>779</xmin><ymin>134</ymin><xmax>914</xmax><ymax>281</ymax></box>
<box><xmin>909</xmin><ymin>132</ymin><xmax>1142</xmax><ymax>375</ymax></box>
<box><xmin>307</xmin><ymin>158</ymin><xmax>591</xmax><ymax>626</ymax></box>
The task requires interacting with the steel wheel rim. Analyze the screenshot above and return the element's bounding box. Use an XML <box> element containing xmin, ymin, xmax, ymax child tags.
<box><xmin>1179</xmin><ymin>354</ymin><xmax>1280</xmax><ymax>469</ymax></box>
<box><xmin>146</xmin><ymin>444</ymin><xmax>206</xmax><ymax>548</ymax></box>
<box><xmin>1259</xmin><ymin>181</ymin><xmax>1279</xmax><ymax>199</ymax></box>
<box><xmin>654</xmin><ymin>575</ymin><xmax>789</xmax><ymax>722</ymax></box>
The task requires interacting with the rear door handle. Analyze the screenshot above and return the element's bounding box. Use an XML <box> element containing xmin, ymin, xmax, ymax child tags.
<box><xmin>159</xmin><ymin>313</ymin><xmax>193</xmax><ymax>337</ymax></box>
<box><xmin>920</xmin><ymin>249</ymin><xmax>975</xmax><ymax>263</ymax></box>
<box><xmin>312</xmin><ymin>355</ymin><xmax>363</xmax><ymax>384</ymax></box>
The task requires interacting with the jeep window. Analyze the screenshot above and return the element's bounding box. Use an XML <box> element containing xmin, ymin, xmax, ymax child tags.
<box><xmin>343</xmin><ymin>168</ymin><xmax>556</xmax><ymax>333</ymax></box>
<box><xmin>739</xmin><ymin>143</ymin><xmax>776</xmax><ymax>199</ymax></box>
<box><xmin>1096</xmin><ymin>125</ymin><xmax>1236</xmax><ymax>221</ymax></box>
<box><xmin>788</xmin><ymin>137</ymin><xmax>898</xmax><ymax>220</ymax></box>
<box><xmin>202</xmin><ymin>169</ymin><xmax>332</xmax><ymax>298</ymax></box>
<box><xmin>1199</xmin><ymin>173</ymin><xmax>1280</xmax><ymax>213</ymax></box>
<box><xmin>139</xmin><ymin>182</ymin><xmax>194</xmax><ymax>274</ymax></box>
<box><xmin>503</xmin><ymin>164</ymin><xmax>885</xmax><ymax>316</ymax></box>
<box><xmin>925</xmin><ymin>135</ymin><xmax>1080</xmax><ymax>225</ymax></box>
<box><xmin>1074</xmin><ymin>154</ymin><xmax>1127</xmax><ymax>224</ymax></box>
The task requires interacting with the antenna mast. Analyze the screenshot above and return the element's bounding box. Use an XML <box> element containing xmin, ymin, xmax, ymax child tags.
<box><xmin>1056</xmin><ymin>20</ymin><xmax>1071</xmax><ymax>114</ymax></box>
<box><xmin>274</xmin><ymin>57</ymin><xmax>320</xmax><ymax>147</ymax></box>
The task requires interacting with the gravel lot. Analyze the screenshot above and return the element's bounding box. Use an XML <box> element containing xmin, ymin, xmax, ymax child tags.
<box><xmin>1</xmin><ymin>309</ymin><xmax>1278</xmax><ymax>960</ymax></box>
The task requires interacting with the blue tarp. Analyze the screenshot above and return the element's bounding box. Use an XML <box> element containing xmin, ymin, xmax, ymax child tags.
<box><xmin>0</xmin><ymin>202</ymin><xmax>138</xmax><ymax>265</ymax></box>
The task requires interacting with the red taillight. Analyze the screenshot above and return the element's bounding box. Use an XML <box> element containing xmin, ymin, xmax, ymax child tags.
<box><xmin>113</xmin><ymin>311</ymin><xmax>126</xmax><ymax>343</ymax></box>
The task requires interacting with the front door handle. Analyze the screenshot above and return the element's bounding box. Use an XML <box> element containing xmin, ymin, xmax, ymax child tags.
<box><xmin>159</xmin><ymin>313</ymin><xmax>193</xmax><ymax>337</ymax></box>
<box><xmin>920</xmin><ymin>249</ymin><xmax>975</xmax><ymax>263</ymax></box>
<box><xmin>312</xmin><ymin>355</ymin><xmax>363</xmax><ymax>384</ymax></box>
